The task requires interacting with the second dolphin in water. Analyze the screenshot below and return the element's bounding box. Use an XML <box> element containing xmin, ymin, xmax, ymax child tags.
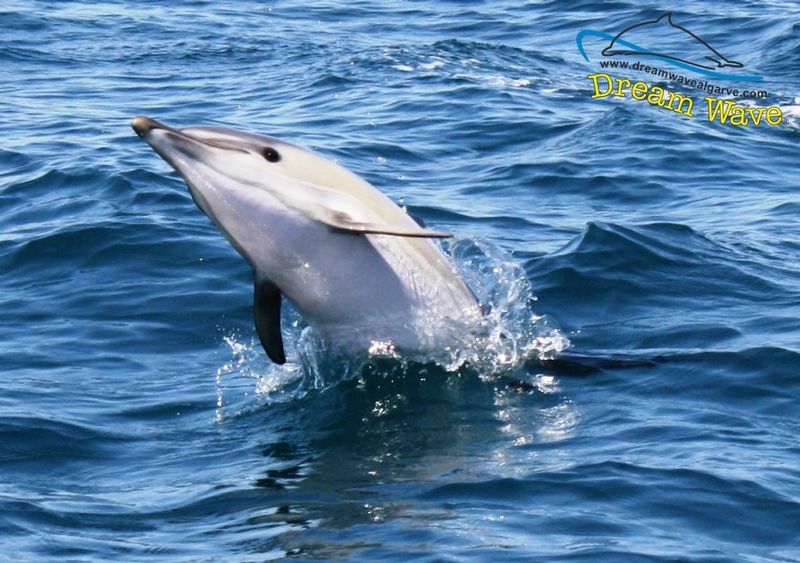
<box><xmin>131</xmin><ymin>117</ymin><xmax>480</xmax><ymax>364</ymax></box>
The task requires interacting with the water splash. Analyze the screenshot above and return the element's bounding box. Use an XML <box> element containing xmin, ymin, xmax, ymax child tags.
<box><xmin>442</xmin><ymin>237</ymin><xmax>570</xmax><ymax>371</ymax></box>
<box><xmin>214</xmin><ymin>330</ymin><xmax>307</xmax><ymax>420</ymax></box>
<box><xmin>214</xmin><ymin>237</ymin><xmax>569</xmax><ymax>411</ymax></box>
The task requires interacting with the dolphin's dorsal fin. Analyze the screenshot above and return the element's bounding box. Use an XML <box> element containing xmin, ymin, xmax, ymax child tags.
<box><xmin>253</xmin><ymin>274</ymin><xmax>286</xmax><ymax>364</ymax></box>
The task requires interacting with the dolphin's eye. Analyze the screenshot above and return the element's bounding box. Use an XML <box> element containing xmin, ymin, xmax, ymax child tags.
<box><xmin>262</xmin><ymin>147</ymin><xmax>281</xmax><ymax>163</ymax></box>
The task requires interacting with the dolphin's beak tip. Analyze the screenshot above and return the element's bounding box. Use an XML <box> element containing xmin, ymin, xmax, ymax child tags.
<box><xmin>131</xmin><ymin>115</ymin><xmax>152</xmax><ymax>137</ymax></box>
<box><xmin>131</xmin><ymin>115</ymin><xmax>169</xmax><ymax>138</ymax></box>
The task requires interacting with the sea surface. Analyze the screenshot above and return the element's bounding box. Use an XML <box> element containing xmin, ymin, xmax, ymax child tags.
<box><xmin>2</xmin><ymin>1</ymin><xmax>799</xmax><ymax>561</ymax></box>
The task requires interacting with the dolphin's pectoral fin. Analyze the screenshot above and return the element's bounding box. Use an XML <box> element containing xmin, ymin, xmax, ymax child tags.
<box><xmin>281</xmin><ymin>176</ymin><xmax>452</xmax><ymax>238</ymax></box>
<box><xmin>253</xmin><ymin>274</ymin><xmax>286</xmax><ymax>364</ymax></box>
<box><xmin>322</xmin><ymin>210</ymin><xmax>452</xmax><ymax>239</ymax></box>
<box><xmin>331</xmin><ymin>221</ymin><xmax>453</xmax><ymax>238</ymax></box>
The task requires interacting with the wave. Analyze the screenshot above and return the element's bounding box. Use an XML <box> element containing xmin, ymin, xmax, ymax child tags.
<box><xmin>0</xmin><ymin>416</ymin><xmax>125</xmax><ymax>465</ymax></box>
<box><xmin>421</xmin><ymin>460</ymin><xmax>800</xmax><ymax>546</ymax></box>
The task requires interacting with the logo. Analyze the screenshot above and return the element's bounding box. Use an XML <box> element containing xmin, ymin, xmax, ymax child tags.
<box><xmin>577</xmin><ymin>12</ymin><xmax>762</xmax><ymax>82</ymax></box>
<box><xmin>575</xmin><ymin>12</ymin><xmax>782</xmax><ymax>127</ymax></box>
<box><xmin>603</xmin><ymin>13</ymin><xmax>743</xmax><ymax>72</ymax></box>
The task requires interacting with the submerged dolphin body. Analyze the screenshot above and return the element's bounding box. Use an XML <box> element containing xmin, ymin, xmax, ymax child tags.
<box><xmin>131</xmin><ymin>117</ymin><xmax>480</xmax><ymax>363</ymax></box>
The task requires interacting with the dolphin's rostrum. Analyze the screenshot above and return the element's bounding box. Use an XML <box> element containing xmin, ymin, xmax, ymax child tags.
<box><xmin>131</xmin><ymin>117</ymin><xmax>480</xmax><ymax>363</ymax></box>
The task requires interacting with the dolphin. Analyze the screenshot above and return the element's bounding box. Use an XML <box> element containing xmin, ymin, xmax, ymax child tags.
<box><xmin>131</xmin><ymin>117</ymin><xmax>480</xmax><ymax>364</ymax></box>
<box><xmin>602</xmin><ymin>12</ymin><xmax>743</xmax><ymax>71</ymax></box>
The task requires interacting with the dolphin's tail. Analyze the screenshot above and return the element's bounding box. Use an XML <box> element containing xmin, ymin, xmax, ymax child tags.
<box><xmin>719</xmin><ymin>58</ymin><xmax>744</xmax><ymax>69</ymax></box>
<box><xmin>706</xmin><ymin>55</ymin><xmax>744</xmax><ymax>68</ymax></box>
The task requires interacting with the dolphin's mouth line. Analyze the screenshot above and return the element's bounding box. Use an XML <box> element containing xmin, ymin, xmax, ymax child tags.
<box><xmin>131</xmin><ymin>116</ymin><xmax>249</xmax><ymax>154</ymax></box>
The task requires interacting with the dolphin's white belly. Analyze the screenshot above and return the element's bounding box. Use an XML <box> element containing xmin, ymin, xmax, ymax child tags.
<box><xmin>216</xmin><ymin>188</ymin><xmax>477</xmax><ymax>349</ymax></box>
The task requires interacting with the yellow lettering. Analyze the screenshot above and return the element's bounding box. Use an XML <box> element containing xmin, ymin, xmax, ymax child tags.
<box><xmin>586</xmin><ymin>78</ymin><xmax>781</xmax><ymax>127</ymax></box>
<box><xmin>730</xmin><ymin>106</ymin><xmax>748</xmax><ymax>126</ymax></box>
<box><xmin>631</xmin><ymin>81</ymin><xmax>648</xmax><ymax>100</ymax></box>
<box><xmin>766</xmin><ymin>106</ymin><xmax>783</xmax><ymax>125</ymax></box>
<box><xmin>647</xmin><ymin>86</ymin><xmax>665</xmax><ymax>107</ymax></box>
<box><xmin>588</xmin><ymin>73</ymin><xmax>613</xmax><ymax>99</ymax></box>
<box><xmin>614</xmin><ymin>78</ymin><xmax>631</xmax><ymax>97</ymax></box>
<box><xmin>706</xmin><ymin>97</ymin><xmax>735</xmax><ymax>123</ymax></box>
<box><xmin>665</xmin><ymin>92</ymin><xmax>694</xmax><ymax>117</ymax></box>
<box><xmin>745</xmin><ymin>107</ymin><xmax>765</xmax><ymax>125</ymax></box>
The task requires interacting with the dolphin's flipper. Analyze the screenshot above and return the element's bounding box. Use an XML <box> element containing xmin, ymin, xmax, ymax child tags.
<box><xmin>277</xmin><ymin>177</ymin><xmax>453</xmax><ymax>238</ymax></box>
<box><xmin>253</xmin><ymin>274</ymin><xmax>286</xmax><ymax>364</ymax></box>
<box><xmin>322</xmin><ymin>209</ymin><xmax>452</xmax><ymax>238</ymax></box>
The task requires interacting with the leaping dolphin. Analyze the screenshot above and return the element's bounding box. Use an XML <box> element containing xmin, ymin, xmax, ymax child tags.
<box><xmin>131</xmin><ymin>117</ymin><xmax>480</xmax><ymax>364</ymax></box>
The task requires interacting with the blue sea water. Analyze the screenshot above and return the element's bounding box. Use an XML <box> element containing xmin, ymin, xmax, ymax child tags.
<box><xmin>2</xmin><ymin>1</ymin><xmax>800</xmax><ymax>561</ymax></box>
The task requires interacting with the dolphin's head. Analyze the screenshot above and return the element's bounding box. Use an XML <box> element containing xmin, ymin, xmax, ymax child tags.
<box><xmin>131</xmin><ymin>116</ymin><xmax>370</xmax><ymax>217</ymax></box>
<box><xmin>133</xmin><ymin>116</ymin><xmax>356</xmax><ymax>270</ymax></box>
<box><xmin>131</xmin><ymin>116</ymin><xmax>390</xmax><ymax>265</ymax></box>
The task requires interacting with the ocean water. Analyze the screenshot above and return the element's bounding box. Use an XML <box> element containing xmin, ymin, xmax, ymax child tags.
<box><xmin>2</xmin><ymin>1</ymin><xmax>799</xmax><ymax>561</ymax></box>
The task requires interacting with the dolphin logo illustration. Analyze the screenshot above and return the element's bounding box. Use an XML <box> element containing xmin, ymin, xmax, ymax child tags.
<box><xmin>131</xmin><ymin>117</ymin><xmax>480</xmax><ymax>364</ymax></box>
<box><xmin>602</xmin><ymin>12</ymin><xmax>743</xmax><ymax>71</ymax></box>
